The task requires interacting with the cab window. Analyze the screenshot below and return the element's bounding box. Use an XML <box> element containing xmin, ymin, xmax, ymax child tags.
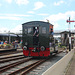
<box><xmin>24</xmin><ymin>28</ymin><xmax>27</xmax><ymax>34</ymax></box>
<box><xmin>42</xmin><ymin>27</ymin><xmax>46</xmax><ymax>34</ymax></box>
<box><xmin>28</xmin><ymin>27</ymin><xmax>32</xmax><ymax>34</ymax></box>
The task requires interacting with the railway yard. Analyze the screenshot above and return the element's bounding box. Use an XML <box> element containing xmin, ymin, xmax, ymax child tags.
<box><xmin>0</xmin><ymin>49</ymin><xmax>68</xmax><ymax>75</ymax></box>
<box><xmin>0</xmin><ymin>0</ymin><xmax>75</xmax><ymax>75</ymax></box>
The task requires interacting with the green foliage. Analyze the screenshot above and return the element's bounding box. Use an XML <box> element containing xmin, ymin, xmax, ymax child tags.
<box><xmin>6</xmin><ymin>44</ymin><xmax>11</xmax><ymax>46</ymax></box>
<box><xmin>5</xmin><ymin>44</ymin><xmax>11</xmax><ymax>48</ymax></box>
<box><xmin>0</xmin><ymin>44</ymin><xmax>5</xmax><ymax>48</ymax></box>
<box><xmin>58</xmin><ymin>43</ymin><xmax>67</xmax><ymax>49</ymax></box>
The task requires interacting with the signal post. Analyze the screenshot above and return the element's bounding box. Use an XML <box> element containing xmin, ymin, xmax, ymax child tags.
<box><xmin>66</xmin><ymin>17</ymin><xmax>75</xmax><ymax>51</ymax></box>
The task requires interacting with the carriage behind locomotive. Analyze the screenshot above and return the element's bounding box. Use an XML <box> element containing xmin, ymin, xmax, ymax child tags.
<box><xmin>22</xmin><ymin>21</ymin><xmax>58</xmax><ymax>57</ymax></box>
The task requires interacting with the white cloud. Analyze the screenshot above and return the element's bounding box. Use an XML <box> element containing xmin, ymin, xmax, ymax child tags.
<box><xmin>0</xmin><ymin>24</ymin><xmax>22</xmax><ymax>33</ymax></box>
<box><xmin>38</xmin><ymin>13</ymin><xmax>48</xmax><ymax>16</ymax></box>
<box><xmin>0</xmin><ymin>25</ymin><xmax>22</xmax><ymax>33</ymax></box>
<box><xmin>0</xmin><ymin>14</ymin><xmax>32</xmax><ymax>20</ymax></box>
<box><xmin>5</xmin><ymin>0</ymin><xmax>12</xmax><ymax>4</ymax></box>
<box><xmin>0</xmin><ymin>14</ymin><xmax>31</xmax><ymax>17</ymax></box>
<box><xmin>11</xmin><ymin>24</ymin><xmax>22</xmax><ymax>33</ymax></box>
<box><xmin>65</xmin><ymin>11</ymin><xmax>75</xmax><ymax>19</ymax></box>
<box><xmin>45</xmin><ymin>11</ymin><xmax>75</xmax><ymax>22</ymax></box>
<box><xmin>27</xmin><ymin>11</ymin><xmax>34</xmax><ymax>14</ymax></box>
<box><xmin>33</xmin><ymin>2</ymin><xmax>45</xmax><ymax>10</ymax></box>
<box><xmin>53</xmin><ymin>23</ymin><xmax>59</xmax><ymax>29</ymax></box>
<box><xmin>0</xmin><ymin>27</ymin><xmax>9</xmax><ymax>33</ymax></box>
<box><xmin>15</xmin><ymin>0</ymin><xmax>29</xmax><ymax>5</ymax></box>
<box><xmin>44</xmin><ymin>11</ymin><xmax>75</xmax><ymax>30</ymax></box>
<box><xmin>0</xmin><ymin>16</ymin><xmax>21</xmax><ymax>20</ymax></box>
<box><xmin>54</xmin><ymin>0</ymin><xmax>64</xmax><ymax>6</ymax></box>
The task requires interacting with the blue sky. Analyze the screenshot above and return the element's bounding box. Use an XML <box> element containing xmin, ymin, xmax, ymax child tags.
<box><xmin>0</xmin><ymin>0</ymin><xmax>75</xmax><ymax>33</ymax></box>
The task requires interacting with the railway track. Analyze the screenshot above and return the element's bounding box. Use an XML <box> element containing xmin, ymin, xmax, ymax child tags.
<box><xmin>0</xmin><ymin>50</ymin><xmax>22</xmax><ymax>56</ymax></box>
<box><xmin>0</xmin><ymin>50</ymin><xmax>65</xmax><ymax>75</ymax></box>
<box><xmin>0</xmin><ymin>54</ymin><xmax>23</xmax><ymax>60</ymax></box>
<box><xmin>0</xmin><ymin>55</ymin><xmax>24</xmax><ymax>63</ymax></box>
<box><xmin>0</xmin><ymin>58</ymin><xmax>32</xmax><ymax>74</ymax></box>
<box><xmin>9</xmin><ymin>59</ymin><xmax>47</xmax><ymax>75</ymax></box>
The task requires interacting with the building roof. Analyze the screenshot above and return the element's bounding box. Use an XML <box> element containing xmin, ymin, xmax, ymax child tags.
<box><xmin>0</xmin><ymin>33</ymin><xmax>22</xmax><ymax>37</ymax></box>
<box><xmin>60</xmin><ymin>31</ymin><xmax>74</xmax><ymax>34</ymax></box>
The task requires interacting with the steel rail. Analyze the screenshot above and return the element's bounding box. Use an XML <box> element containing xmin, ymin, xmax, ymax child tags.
<box><xmin>8</xmin><ymin>51</ymin><xmax>63</xmax><ymax>75</ymax></box>
<box><xmin>9</xmin><ymin>59</ymin><xmax>47</xmax><ymax>75</ymax></box>
<box><xmin>0</xmin><ymin>55</ymin><xmax>23</xmax><ymax>60</ymax></box>
<box><xmin>0</xmin><ymin>58</ymin><xmax>32</xmax><ymax>73</ymax></box>
<box><xmin>0</xmin><ymin>50</ymin><xmax>22</xmax><ymax>56</ymax></box>
<box><xmin>0</xmin><ymin>56</ymin><xmax>24</xmax><ymax>63</ymax></box>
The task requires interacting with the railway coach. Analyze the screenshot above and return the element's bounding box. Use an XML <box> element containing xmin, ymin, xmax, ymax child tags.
<box><xmin>22</xmin><ymin>21</ymin><xmax>58</xmax><ymax>57</ymax></box>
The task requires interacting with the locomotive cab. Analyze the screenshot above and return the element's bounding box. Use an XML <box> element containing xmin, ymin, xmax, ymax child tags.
<box><xmin>22</xmin><ymin>21</ymin><xmax>58</xmax><ymax>57</ymax></box>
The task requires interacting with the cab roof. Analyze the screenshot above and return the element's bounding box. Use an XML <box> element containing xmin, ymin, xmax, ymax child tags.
<box><xmin>22</xmin><ymin>21</ymin><xmax>53</xmax><ymax>26</ymax></box>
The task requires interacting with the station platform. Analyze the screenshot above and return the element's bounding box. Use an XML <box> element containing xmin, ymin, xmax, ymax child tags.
<box><xmin>65</xmin><ymin>49</ymin><xmax>75</xmax><ymax>75</ymax></box>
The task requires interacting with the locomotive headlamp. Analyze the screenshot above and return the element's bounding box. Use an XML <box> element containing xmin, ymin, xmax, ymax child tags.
<box><xmin>25</xmin><ymin>42</ymin><xmax>28</xmax><ymax>45</ymax></box>
<box><xmin>41</xmin><ymin>46</ymin><xmax>45</xmax><ymax>51</ymax></box>
<box><xmin>33</xmin><ymin>47</ymin><xmax>36</xmax><ymax>52</ymax></box>
<box><xmin>23</xmin><ymin>46</ymin><xmax>27</xmax><ymax>50</ymax></box>
<box><xmin>34</xmin><ymin>47</ymin><xmax>36</xmax><ymax>50</ymax></box>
